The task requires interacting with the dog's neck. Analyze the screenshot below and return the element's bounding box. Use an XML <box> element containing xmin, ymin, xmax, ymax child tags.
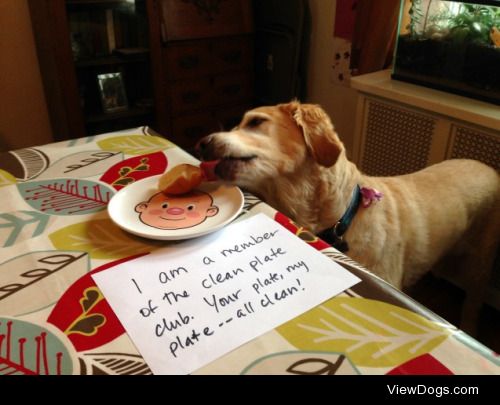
<box><xmin>253</xmin><ymin>152</ymin><xmax>362</xmax><ymax>234</ymax></box>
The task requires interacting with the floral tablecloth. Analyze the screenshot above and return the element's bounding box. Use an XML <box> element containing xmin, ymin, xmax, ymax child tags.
<box><xmin>0</xmin><ymin>127</ymin><xmax>498</xmax><ymax>375</ymax></box>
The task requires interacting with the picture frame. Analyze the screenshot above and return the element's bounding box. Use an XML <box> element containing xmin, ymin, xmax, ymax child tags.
<box><xmin>97</xmin><ymin>72</ymin><xmax>128</xmax><ymax>113</ymax></box>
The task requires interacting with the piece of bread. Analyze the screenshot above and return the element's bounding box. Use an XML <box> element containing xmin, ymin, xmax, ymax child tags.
<box><xmin>158</xmin><ymin>164</ymin><xmax>203</xmax><ymax>195</ymax></box>
<box><xmin>158</xmin><ymin>161</ymin><xmax>219</xmax><ymax>195</ymax></box>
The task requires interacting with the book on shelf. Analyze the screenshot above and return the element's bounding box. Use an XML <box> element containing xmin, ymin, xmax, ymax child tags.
<box><xmin>106</xmin><ymin>9</ymin><xmax>116</xmax><ymax>52</ymax></box>
<box><xmin>113</xmin><ymin>47</ymin><xmax>149</xmax><ymax>56</ymax></box>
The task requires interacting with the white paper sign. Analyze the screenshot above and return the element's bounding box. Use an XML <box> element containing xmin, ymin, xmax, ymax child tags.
<box><xmin>92</xmin><ymin>214</ymin><xmax>360</xmax><ymax>374</ymax></box>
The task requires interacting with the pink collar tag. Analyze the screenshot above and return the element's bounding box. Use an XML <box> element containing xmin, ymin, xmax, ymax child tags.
<box><xmin>360</xmin><ymin>187</ymin><xmax>383</xmax><ymax>208</ymax></box>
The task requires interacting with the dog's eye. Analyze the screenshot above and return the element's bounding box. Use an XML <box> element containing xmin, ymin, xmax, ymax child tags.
<box><xmin>246</xmin><ymin>117</ymin><xmax>266</xmax><ymax>128</ymax></box>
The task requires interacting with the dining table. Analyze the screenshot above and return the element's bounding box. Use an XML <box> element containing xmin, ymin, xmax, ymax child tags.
<box><xmin>0</xmin><ymin>126</ymin><xmax>498</xmax><ymax>376</ymax></box>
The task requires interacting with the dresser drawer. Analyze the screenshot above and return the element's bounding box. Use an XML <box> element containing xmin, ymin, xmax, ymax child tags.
<box><xmin>212</xmin><ymin>72</ymin><xmax>253</xmax><ymax>105</ymax></box>
<box><xmin>211</xmin><ymin>37</ymin><xmax>253</xmax><ymax>73</ymax></box>
<box><xmin>172</xmin><ymin>105</ymin><xmax>253</xmax><ymax>149</ymax></box>
<box><xmin>161</xmin><ymin>0</ymin><xmax>253</xmax><ymax>41</ymax></box>
<box><xmin>164</xmin><ymin>36</ymin><xmax>253</xmax><ymax>81</ymax></box>
<box><xmin>164</xmin><ymin>41</ymin><xmax>211</xmax><ymax>80</ymax></box>
<box><xmin>215</xmin><ymin>103</ymin><xmax>252</xmax><ymax>130</ymax></box>
<box><xmin>170</xmin><ymin>78</ymin><xmax>212</xmax><ymax>114</ymax></box>
<box><xmin>172</xmin><ymin>112</ymin><xmax>218</xmax><ymax>149</ymax></box>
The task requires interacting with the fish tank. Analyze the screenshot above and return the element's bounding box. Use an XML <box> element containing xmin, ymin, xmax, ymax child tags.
<box><xmin>392</xmin><ymin>0</ymin><xmax>500</xmax><ymax>105</ymax></box>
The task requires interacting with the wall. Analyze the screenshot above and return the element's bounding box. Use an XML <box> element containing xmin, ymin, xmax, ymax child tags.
<box><xmin>306</xmin><ymin>0</ymin><xmax>358</xmax><ymax>156</ymax></box>
<box><xmin>0</xmin><ymin>0</ymin><xmax>53</xmax><ymax>152</ymax></box>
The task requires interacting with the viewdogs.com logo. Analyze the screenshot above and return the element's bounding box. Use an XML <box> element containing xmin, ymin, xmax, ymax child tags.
<box><xmin>387</xmin><ymin>385</ymin><xmax>478</xmax><ymax>398</ymax></box>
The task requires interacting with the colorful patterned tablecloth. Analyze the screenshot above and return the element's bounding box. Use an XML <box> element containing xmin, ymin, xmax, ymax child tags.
<box><xmin>0</xmin><ymin>127</ymin><xmax>498</xmax><ymax>375</ymax></box>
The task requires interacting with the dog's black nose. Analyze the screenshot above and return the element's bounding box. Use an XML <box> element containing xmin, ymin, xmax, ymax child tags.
<box><xmin>197</xmin><ymin>135</ymin><xmax>211</xmax><ymax>150</ymax></box>
<box><xmin>195</xmin><ymin>135</ymin><xmax>213</xmax><ymax>160</ymax></box>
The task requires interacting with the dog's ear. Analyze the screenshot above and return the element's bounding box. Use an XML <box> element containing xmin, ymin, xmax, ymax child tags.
<box><xmin>282</xmin><ymin>101</ymin><xmax>343</xmax><ymax>167</ymax></box>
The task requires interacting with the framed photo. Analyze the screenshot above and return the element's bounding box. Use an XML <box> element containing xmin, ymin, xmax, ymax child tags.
<box><xmin>97</xmin><ymin>72</ymin><xmax>128</xmax><ymax>113</ymax></box>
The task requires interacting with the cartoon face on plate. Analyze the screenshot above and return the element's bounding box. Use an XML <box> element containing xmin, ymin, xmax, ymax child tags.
<box><xmin>134</xmin><ymin>190</ymin><xmax>219</xmax><ymax>230</ymax></box>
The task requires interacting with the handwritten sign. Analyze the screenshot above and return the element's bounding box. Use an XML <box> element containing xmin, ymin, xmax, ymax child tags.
<box><xmin>92</xmin><ymin>214</ymin><xmax>360</xmax><ymax>374</ymax></box>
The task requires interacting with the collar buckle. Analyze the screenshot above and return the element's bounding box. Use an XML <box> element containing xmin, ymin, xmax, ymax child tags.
<box><xmin>332</xmin><ymin>221</ymin><xmax>343</xmax><ymax>239</ymax></box>
<box><xmin>317</xmin><ymin>185</ymin><xmax>362</xmax><ymax>253</ymax></box>
<box><xmin>318</xmin><ymin>221</ymin><xmax>349</xmax><ymax>252</ymax></box>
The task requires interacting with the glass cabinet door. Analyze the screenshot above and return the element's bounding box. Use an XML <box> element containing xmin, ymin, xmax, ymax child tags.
<box><xmin>66</xmin><ymin>0</ymin><xmax>155</xmax><ymax>134</ymax></box>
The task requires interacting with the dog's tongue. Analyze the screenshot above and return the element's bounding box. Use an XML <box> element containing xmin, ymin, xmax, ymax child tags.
<box><xmin>200</xmin><ymin>160</ymin><xmax>220</xmax><ymax>181</ymax></box>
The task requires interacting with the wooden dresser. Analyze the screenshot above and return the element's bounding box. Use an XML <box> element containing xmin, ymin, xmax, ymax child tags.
<box><xmin>160</xmin><ymin>0</ymin><xmax>254</xmax><ymax>150</ymax></box>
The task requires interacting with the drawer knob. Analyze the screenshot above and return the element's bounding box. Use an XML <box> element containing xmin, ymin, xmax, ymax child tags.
<box><xmin>221</xmin><ymin>84</ymin><xmax>241</xmax><ymax>96</ymax></box>
<box><xmin>184</xmin><ymin>126</ymin><xmax>204</xmax><ymax>138</ymax></box>
<box><xmin>179</xmin><ymin>55</ymin><xmax>200</xmax><ymax>70</ymax></box>
<box><xmin>182</xmin><ymin>91</ymin><xmax>201</xmax><ymax>104</ymax></box>
<box><xmin>220</xmin><ymin>50</ymin><xmax>242</xmax><ymax>63</ymax></box>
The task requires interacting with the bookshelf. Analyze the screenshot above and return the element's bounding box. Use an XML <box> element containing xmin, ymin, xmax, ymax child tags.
<box><xmin>28</xmin><ymin>0</ymin><xmax>166</xmax><ymax>140</ymax></box>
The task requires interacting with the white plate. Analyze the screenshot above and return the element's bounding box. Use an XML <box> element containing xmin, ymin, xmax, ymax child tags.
<box><xmin>107</xmin><ymin>175</ymin><xmax>244</xmax><ymax>240</ymax></box>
